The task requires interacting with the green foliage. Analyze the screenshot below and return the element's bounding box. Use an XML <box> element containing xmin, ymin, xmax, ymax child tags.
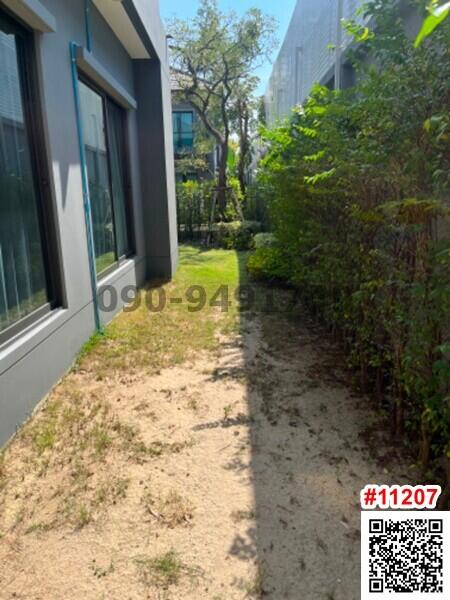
<box><xmin>415</xmin><ymin>1</ymin><xmax>450</xmax><ymax>46</ymax></box>
<box><xmin>243</xmin><ymin>182</ymin><xmax>271</xmax><ymax>228</ymax></box>
<box><xmin>215</xmin><ymin>220</ymin><xmax>261</xmax><ymax>250</ymax></box>
<box><xmin>176</xmin><ymin>178</ymin><xmax>246</xmax><ymax>241</ymax></box>
<box><xmin>227</xmin><ymin>146</ymin><xmax>237</xmax><ymax>172</ymax></box>
<box><xmin>253</xmin><ymin>0</ymin><xmax>450</xmax><ymax>469</ymax></box>
<box><xmin>176</xmin><ymin>180</ymin><xmax>214</xmax><ymax>240</ymax></box>
<box><xmin>247</xmin><ymin>246</ymin><xmax>293</xmax><ymax>281</ymax></box>
<box><xmin>253</xmin><ymin>233</ymin><xmax>276</xmax><ymax>249</ymax></box>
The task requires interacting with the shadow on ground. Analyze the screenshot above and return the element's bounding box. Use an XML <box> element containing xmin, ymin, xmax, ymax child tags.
<box><xmin>226</xmin><ymin>253</ymin><xmax>409</xmax><ymax>600</ymax></box>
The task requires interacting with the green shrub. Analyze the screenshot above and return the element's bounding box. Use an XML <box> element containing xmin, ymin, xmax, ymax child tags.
<box><xmin>247</xmin><ymin>246</ymin><xmax>293</xmax><ymax>281</ymax></box>
<box><xmin>253</xmin><ymin>0</ymin><xmax>450</xmax><ymax>484</ymax></box>
<box><xmin>253</xmin><ymin>233</ymin><xmax>276</xmax><ymax>249</ymax></box>
<box><xmin>215</xmin><ymin>220</ymin><xmax>261</xmax><ymax>250</ymax></box>
<box><xmin>176</xmin><ymin>180</ymin><xmax>214</xmax><ymax>240</ymax></box>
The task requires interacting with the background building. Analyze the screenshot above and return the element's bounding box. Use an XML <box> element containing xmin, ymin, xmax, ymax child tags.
<box><xmin>265</xmin><ymin>0</ymin><xmax>422</xmax><ymax>125</ymax></box>
<box><xmin>170</xmin><ymin>73</ymin><xmax>219</xmax><ymax>184</ymax></box>
<box><xmin>265</xmin><ymin>0</ymin><xmax>365</xmax><ymax>125</ymax></box>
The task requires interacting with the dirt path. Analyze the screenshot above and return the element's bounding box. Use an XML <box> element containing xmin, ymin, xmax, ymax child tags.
<box><xmin>0</xmin><ymin>285</ymin><xmax>410</xmax><ymax>599</ymax></box>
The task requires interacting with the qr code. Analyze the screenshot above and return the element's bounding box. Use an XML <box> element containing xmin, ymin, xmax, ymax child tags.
<box><xmin>361</xmin><ymin>511</ymin><xmax>450</xmax><ymax>599</ymax></box>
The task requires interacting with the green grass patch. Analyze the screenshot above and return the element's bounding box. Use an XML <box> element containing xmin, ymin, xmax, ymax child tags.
<box><xmin>134</xmin><ymin>550</ymin><xmax>198</xmax><ymax>588</ymax></box>
<box><xmin>32</xmin><ymin>423</ymin><xmax>56</xmax><ymax>455</ymax></box>
<box><xmin>75</xmin><ymin>245</ymin><xmax>248</xmax><ymax>377</ymax></box>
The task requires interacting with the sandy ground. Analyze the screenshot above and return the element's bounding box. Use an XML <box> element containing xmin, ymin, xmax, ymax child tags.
<box><xmin>0</xmin><ymin>301</ymin><xmax>411</xmax><ymax>600</ymax></box>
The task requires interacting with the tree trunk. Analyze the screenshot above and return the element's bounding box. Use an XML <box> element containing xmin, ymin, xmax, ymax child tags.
<box><xmin>237</xmin><ymin>102</ymin><xmax>250</xmax><ymax>199</ymax></box>
<box><xmin>217</xmin><ymin>140</ymin><xmax>229</xmax><ymax>220</ymax></box>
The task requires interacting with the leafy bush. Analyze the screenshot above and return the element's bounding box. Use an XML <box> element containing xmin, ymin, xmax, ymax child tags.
<box><xmin>244</xmin><ymin>182</ymin><xmax>271</xmax><ymax>229</ymax></box>
<box><xmin>247</xmin><ymin>246</ymin><xmax>293</xmax><ymax>281</ymax></box>
<box><xmin>253</xmin><ymin>233</ymin><xmax>276</xmax><ymax>249</ymax></box>
<box><xmin>176</xmin><ymin>180</ymin><xmax>214</xmax><ymax>240</ymax></box>
<box><xmin>215</xmin><ymin>220</ymin><xmax>262</xmax><ymax>250</ymax></box>
<box><xmin>252</xmin><ymin>0</ymin><xmax>450</xmax><ymax>492</ymax></box>
<box><xmin>175</xmin><ymin>178</ymin><xmax>246</xmax><ymax>240</ymax></box>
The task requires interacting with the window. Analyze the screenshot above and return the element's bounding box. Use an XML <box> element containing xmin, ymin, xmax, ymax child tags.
<box><xmin>172</xmin><ymin>111</ymin><xmax>194</xmax><ymax>153</ymax></box>
<box><xmin>0</xmin><ymin>10</ymin><xmax>57</xmax><ymax>342</ymax></box>
<box><xmin>78</xmin><ymin>79</ymin><xmax>132</xmax><ymax>276</ymax></box>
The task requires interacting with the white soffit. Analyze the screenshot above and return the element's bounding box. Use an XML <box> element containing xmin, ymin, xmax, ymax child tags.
<box><xmin>92</xmin><ymin>0</ymin><xmax>150</xmax><ymax>59</ymax></box>
<box><xmin>4</xmin><ymin>0</ymin><xmax>56</xmax><ymax>32</ymax></box>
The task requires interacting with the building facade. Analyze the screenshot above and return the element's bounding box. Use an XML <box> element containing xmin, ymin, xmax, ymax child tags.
<box><xmin>265</xmin><ymin>0</ymin><xmax>365</xmax><ymax>125</ymax></box>
<box><xmin>265</xmin><ymin>0</ymin><xmax>420</xmax><ymax>125</ymax></box>
<box><xmin>0</xmin><ymin>0</ymin><xmax>178</xmax><ymax>446</ymax></box>
<box><xmin>171</xmin><ymin>98</ymin><xmax>218</xmax><ymax>183</ymax></box>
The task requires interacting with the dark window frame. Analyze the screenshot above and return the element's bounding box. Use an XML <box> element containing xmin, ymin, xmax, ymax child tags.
<box><xmin>78</xmin><ymin>73</ymin><xmax>135</xmax><ymax>280</ymax></box>
<box><xmin>0</xmin><ymin>7</ymin><xmax>62</xmax><ymax>347</ymax></box>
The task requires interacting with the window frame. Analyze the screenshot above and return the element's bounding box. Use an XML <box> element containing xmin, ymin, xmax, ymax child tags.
<box><xmin>0</xmin><ymin>7</ymin><xmax>62</xmax><ymax>347</ymax></box>
<box><xmin>78</xmin><ymin>73</ymin><xmax>135</xmax><ymax>281</ymax></box>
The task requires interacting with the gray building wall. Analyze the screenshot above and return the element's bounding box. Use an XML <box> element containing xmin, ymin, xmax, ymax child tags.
<box><xmin>0</xmin><ymin>0</ymin><xmax>177</xmax><ymax>446</ymax></box>
<box><xmin>265</xmin><ymin>0</ymin><xmax>421</xmax><ymax>125</ymax></box>
<box><xmin>265</xmin><ymin>0</ymin><xmax>366</xmax><ymax>125</ymax></box>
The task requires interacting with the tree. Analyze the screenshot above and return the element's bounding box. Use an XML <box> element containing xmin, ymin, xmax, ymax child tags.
<box><xmin>256</xmin><ymin>95</ymin><xmax>267</xmax><ymax>126</ymax></box>
<box><xmin>229</xmin><ymin>81</ymin><xmax>257</xmax><ymax>198</ymax></box>
<box><xmin>168</xmin><ymin>0</ymin><xmax>276</xmax><ymax>218</ymax></box>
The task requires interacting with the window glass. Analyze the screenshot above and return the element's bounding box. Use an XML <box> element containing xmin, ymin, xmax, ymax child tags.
<box><xmin>79</xmin><ymin>80</ymin><xmax>116</xmax><ymax>275</ymax></box>
<box><xmin>0</xmin><ymin>19</ymin><xmax>48</xmax><ymax>334</ymax></box>
<box><xmin>172</xmin><ymin>111</ymin><xmax>194</xmax><ymax>152</ymax></box>
<box><xmin>107</xmin><ymin>100</ymin><xmax>131</xmax><ymax>258</ymax></box>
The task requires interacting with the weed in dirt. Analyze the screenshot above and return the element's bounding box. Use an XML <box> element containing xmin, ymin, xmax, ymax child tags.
<box><xmin>91</xmin><ymin>559</ymin><xmax>115</xmax><ymax>578</ymax></box>
<box><xmin>74</xmin><ymin>505</ymin><xmax>91</xmax><ymax>529</ymax></box>
<box><xmin>96</xmin><ymin>477</ymin><xmax>130</xmax><ymax>506</ymax></box>
<box><xmin>76</xmin><ymin>504</ymin><xmax>91</xmax><ymax>528</ymax></box>
<box><xmin>75</xmin><ymin>332</ymin><xmax>109</xmax><ymax>367</ymax></box>
<box><xmin>134</xmin><ymin>550</ymin><xmax>197</xmax><ymax>588</ymax></box>
<box><xmin>223</xmin><ymin>404</ymin><xmax>234</xmax><ymax>420</ymax></box>
<box><xmin>32</xmin><ymin>422</ymin><xmax>56</xmax><ymax>454</ymax></box>
<box><xmin>71</xmin><ymin>461</ymin><xmax>91</xmax><ymax>491</ymax></box>
<box><xmin>90</xmin><ymin>427</ymin><xmax>112</xmax><ymax>456</ymax></box>
<box><xmin>244</xmin><ymin>563</ymin><xmax>266</xmax><ymax>598</ymax></box>
<box><xmin>231</xmin><ymin>509</ymin><xmax>255</xmax><ymax>523</ymax></box>
<box><xmin>14</xmin><ymin>509</ymin><xmax>25</xmax><ymax>527</ymax></box>
<box><xmin>112</xmin><ymin>477</ymin><xmax>130</xmax><ymax>499</ymax></box>
<box><xmin>95</xmin><ymin>486</ymin><xmax>107</xmax><ymax>505</ymax></box>
<box><xmin>131</xmin><ymin>438</ymin><xmax>194</xmax><ymax>461</ymax></box>
<box><xmin>113</xmin><ymin>421</ymin><xmax>139</xmax><ymax>443</ymax></box>
<box><xmin>0</xmin><ymin>454</ymin><xmax>6</xmax><ymax>491</ymax></box>
<box><xmin>143</xmin><ymin>489</ymin><xmax>194</xmax><ymax>527</ymax></box>
<box><xmin>25</xmin><ymin>521</ymin><xmax>54</xmax><ymax>535</ymax></box>
<box><xmin>187</xmin><ymin>397</ymin><xmax>199</xmax><ymax>411</ymax></box>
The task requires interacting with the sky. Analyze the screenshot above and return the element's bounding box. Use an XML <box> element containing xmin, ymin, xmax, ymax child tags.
<box><xmin>160</xmin><ymin>0</ymin><xmax>297</xmax><ymax>95</ymax></box>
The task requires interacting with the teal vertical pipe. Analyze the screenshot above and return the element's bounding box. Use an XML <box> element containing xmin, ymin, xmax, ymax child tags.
<box><xmin>70</xmin><ymin>42</ymin><xmax>101</xmax><ymax>332</ymax></box>
<box><xmin>84</xmin><ymin>0</ymin><xmax>92</xmax><ymax>52</ymax></box>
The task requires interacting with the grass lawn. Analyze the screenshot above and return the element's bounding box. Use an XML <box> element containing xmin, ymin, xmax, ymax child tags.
<box><xmin>80</xmin><ymin>245</ymin><xmax>248</xmax><ymax>378</ymax></box>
